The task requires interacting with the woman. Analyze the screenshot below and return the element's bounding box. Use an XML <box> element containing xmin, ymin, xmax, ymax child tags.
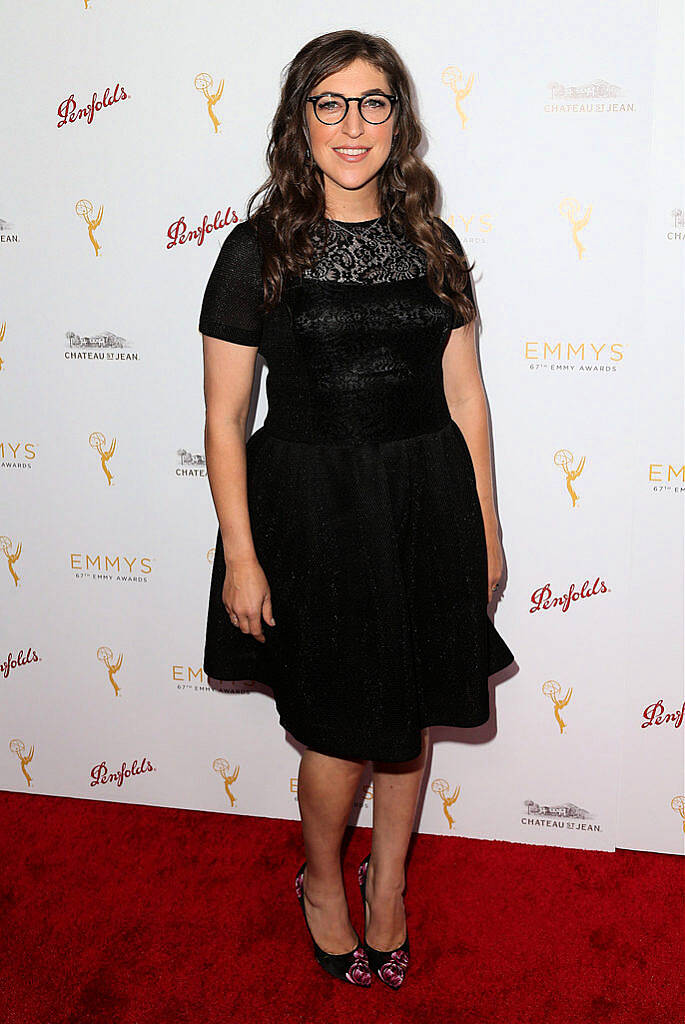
<box><xmin>199</xmin><ymin>29</ymin><xmax>515</xmax><ymax>989</ymax></box>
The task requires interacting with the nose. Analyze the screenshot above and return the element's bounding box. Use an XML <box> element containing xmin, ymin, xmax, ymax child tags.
<box><xmin>340</xmin><ymin>101</ymin><xmax>365</xmax><ymax>138</ymax></box>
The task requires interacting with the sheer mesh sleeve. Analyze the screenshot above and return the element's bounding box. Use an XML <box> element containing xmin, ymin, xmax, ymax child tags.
<box><xmin>198</xmin><ymin>220</ymin><xmax>263</xmax><ymax>347</ymax></box>
<box><xmin>437</xmin><ymin>218</ymin><xmax>475</xmax><ymax>328</ymax></box>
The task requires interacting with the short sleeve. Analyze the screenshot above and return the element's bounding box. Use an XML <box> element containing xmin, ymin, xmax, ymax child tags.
<box><xmin>198</xmin><ymin>220</ymin><xmax>263</xmax><ymax>346</ymax></box>
<box><xmin>437</xmin><ymin>218</ymin><xmax>475</xmax><ymax>328</ymax></box>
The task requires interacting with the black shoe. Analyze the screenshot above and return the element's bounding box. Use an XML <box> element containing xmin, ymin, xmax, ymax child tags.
<box><xmin>357</xmin><ymin>853</ymin><xmax>410</xmax><ymax>989</ymax></box>
<box><xmin>295</xmin><ymin>861</ymin><xmax>372</xmax><ymax>986</ymax></box>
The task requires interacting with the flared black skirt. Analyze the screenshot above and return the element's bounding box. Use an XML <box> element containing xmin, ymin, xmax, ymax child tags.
<box><xmin>203</xmin><ymin>419</ymin><xmax>515</xmax><ymax>762</ymax></box>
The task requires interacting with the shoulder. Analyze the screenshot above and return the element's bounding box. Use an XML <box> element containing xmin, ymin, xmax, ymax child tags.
<box><xmin>216</xmin><ymin>218</ymin><xmax>261</xmax><ymax>260</ymax></box>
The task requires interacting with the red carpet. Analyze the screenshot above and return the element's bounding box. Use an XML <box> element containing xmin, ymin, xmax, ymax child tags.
<box><xmin>1</xmin><ymin>789</ymin><xmax>682</xmax><ymax>1024</ymax></box>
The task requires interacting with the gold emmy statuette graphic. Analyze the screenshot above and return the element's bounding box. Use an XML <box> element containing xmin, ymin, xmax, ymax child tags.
<box><xmin>542</xmin><ymin>678</ymin><xmax>573</xmax><ymax>734</ymax></box>
<box><xmin>441</xmin><ymin>66</ymin><xmax>474</xmax><ymax>130</ymax></box>
<box><xmin>207</xmin><ymin>547</ymin><xmax>215</xmax><ymax>564</ymax></box>
<box><xmin>212</xmin><ymin>757</ymin><xmax>240</xmax><ymax>806</ymax></box>
<box><xmin>89</xmin><ymin>430</ymin><xmax>116</xmax><ymax>485</ymax></box>
<box><xmin>194</xmin><ymin>73</ymin><xmax>224</xmax><ymax>134</ymax></box>
<box><xmin>559</xmin><ymin>197</ymin><xmax>592</xmax><ymax>260</ymax></box>
<box><xmin>75</xmin><ymin>198</ymin><xmax>103</xmax><ymax>256</ymax></box>
<box><xmin>10</xmin><ymin>738</ymin><xmax>34</xmax><ymax>787</ymax></box>
<box><xmin>554</xmin><ymin>448</ymin><xmax>585</xmax><ymax>507</ymax></box>
<box><xmin>0</xmin><ymin>320</ymin><xmax>5</xmax><ymax>371</ymax></box>
<box><xmin>671</xmin><ymin>795</ymin><xmax>685</xmax><ymax>834</ymax></box>
<box><xmin>0</xmin><ymin>535</ymin><xmax>22</xmax><ymax>586</ymax></box>
<box><xmin>97</xmin><ymin>645</ymin><xmax>124</xmax><ymax>696</ymax></box>
<box><xmin>431</xmin><ymin>778</ymin><xmax>460</xmax><ymax>830</ymax></box>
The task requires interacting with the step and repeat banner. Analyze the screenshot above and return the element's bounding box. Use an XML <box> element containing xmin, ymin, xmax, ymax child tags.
<box><xmin>2</xmin><ymin>1</ymin><xmax>683</xmax><ymax>855</ymax></box>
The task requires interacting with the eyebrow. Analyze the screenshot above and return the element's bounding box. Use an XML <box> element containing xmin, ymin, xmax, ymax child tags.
<box><xmin>316</xmin><ymin>87</ymin><xmax>389</xmax><ymax>96</ymax></box>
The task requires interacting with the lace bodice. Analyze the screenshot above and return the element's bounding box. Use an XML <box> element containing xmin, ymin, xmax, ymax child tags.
<box><xmin>198</xmin><ymin>214</ymin><xmax>474</xmax><ymax>444</ymax></box>
<box><xmin>302</xmin><ymin>217</ymin><xmax>427</xmax><ymax>285</ymax></box>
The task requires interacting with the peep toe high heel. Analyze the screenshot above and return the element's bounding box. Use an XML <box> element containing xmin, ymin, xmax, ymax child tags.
<box><xmin>357</xmin><ymin>853</ymin><xmax>410</xmax><ymax>989</ymax></box>
<box><xmin>295</xmin><ymin>861</ymin><xmax>372</xmax><ymax>987</ymax></box>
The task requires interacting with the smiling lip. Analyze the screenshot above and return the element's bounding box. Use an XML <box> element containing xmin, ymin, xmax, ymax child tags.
<box><xmin>332</xmin><ymin>147</ymin><xmax>371</xmax><ymax>163</ymax></box>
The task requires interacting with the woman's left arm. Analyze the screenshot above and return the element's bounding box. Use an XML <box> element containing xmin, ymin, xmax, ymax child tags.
<box><xmin>442</xmin><ymin>318</ymin><xmax>505</xmax><ymax>595</ymax></box>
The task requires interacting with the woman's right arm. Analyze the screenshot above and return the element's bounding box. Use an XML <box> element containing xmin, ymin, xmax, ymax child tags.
<box><xmin>202</xmin><ymin>336</ymin><xmax>275</xmax><ymax>641</ymax></box>
<box><xmin>198</xmin><ymin>221</ymin><xmax>275</xmax><ymax>641</ymax></box>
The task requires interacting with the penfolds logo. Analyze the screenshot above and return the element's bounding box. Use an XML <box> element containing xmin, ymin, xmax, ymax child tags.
<box><xmin>641</xmin><ymin>699</ymin><xmax>684</xmax><ymax>730</ymax></box>
<box><xmin>90</xmin><ymin>757</ymin><xmax>156</xmax><ymax>788</ymax></box>
<box><xmin>57</xmin><ymin>82</ymin><xmax>129</xmax><ymax>128</ymax></box>
<box><xmin>530</xmin><ymin>576</ymin><xmax>609</xmax><ymax>614</ymax></box>
<box><xmin>1</xmin><ymin>647</ymin><xmax>39</xmax><ymax>679</ymax></box>
<box><xmin>167</xmin><ymin>206</ymin><xmax>239</xmax><ymax>249</ymax></box>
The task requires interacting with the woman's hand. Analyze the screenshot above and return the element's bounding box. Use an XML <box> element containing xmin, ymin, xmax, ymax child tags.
<box><xmin>222</xmin><ymin>557</ymin><xmax>275</xmax><ymax>643</ymax></box>
<box><xmin>484</xmin><ymin>526</ymin><xmax>505</xmax><ymax>601</ymax></box>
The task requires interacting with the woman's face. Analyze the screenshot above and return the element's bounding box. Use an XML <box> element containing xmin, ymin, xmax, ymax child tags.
<box><xmin>304</xmin><ymin>58</ymin><xmax>398</xmax><ymax>210</ymax></box>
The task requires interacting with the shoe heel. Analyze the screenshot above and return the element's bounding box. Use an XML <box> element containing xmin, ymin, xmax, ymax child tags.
<box><xmin>295</xmin><ymin>861</ymin><xmax>372</xmax><ymax>987</ymax></box>
<box><xmin>357</xmin><ymin>853</ymin><xmax>410</xmax><ymax>989</ymax></box>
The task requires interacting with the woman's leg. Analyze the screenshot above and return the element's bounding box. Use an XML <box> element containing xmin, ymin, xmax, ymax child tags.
<box><xmin>366</xmin><ymin>728</ymin><xmax>429</xmax><ymax>949</ymax></box>
<box><xmin>297</xmin><ymin>747</ymin><xmax>367</xmax><ymax>954</ymax></box>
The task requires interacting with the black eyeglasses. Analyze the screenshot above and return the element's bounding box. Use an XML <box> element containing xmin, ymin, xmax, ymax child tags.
<box><xmin>306</xmin><ymin>91</ymin><xmax>398</xmax><ymax>125</ymax></box>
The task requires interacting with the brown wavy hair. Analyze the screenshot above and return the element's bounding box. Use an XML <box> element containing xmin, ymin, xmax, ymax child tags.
<box><xmin>245</xmin><ymin>29</ymin><xmax>476</xmax><ymax>326</ymax></box>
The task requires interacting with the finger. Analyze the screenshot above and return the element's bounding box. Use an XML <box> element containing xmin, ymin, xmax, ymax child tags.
<box><xmin>247</xmin><ymin>614</ymin><xmax>266</xmax><ymax>643</ymax></box>
<box><xmin>262</xmin><ymin>593</ymin><xmax>276</xmax><ymax>626</ymax></box>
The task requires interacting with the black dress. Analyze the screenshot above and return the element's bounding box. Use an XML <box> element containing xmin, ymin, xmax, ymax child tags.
<box><xmin>199</xmin><ymin>214</ymin><xmax>515</xmax><ymax>763</ymax></box>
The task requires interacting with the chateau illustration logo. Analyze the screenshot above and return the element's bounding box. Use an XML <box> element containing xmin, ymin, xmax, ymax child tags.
<box><xmin>431</xmin><ymin>778</ymin><xmax>460</xmax><ymax>830</ymax></box>
<box><xmin>10</xmin><ymin>738</ymin><xmax>34</xmax><ymax>787</ymax></box>
<box><xmin>97</xmin><ymin>646</ymin><xmax>124</xmax><ymax>696</ymax></box>
<box><xmin>1</xmin><ymin>535</ymin><xmax>22</xmax><ymax>586</ymax></box>
<box><xmin>65</xmin><ymin>329</ymin><xmax>138</xmax><ymax>361</ymax></box>
<box><xmin>554</xmin><ymin>448</ymin><xmax>585</xmax><ymax>507</ymax></box>
<box><xmin>213</xmin><ymin>757</ymin><xmax>239</xmax><ymax>806</ymax></box>
<box><xmin>177</xmin><ymin>448</ymin><xmax>207</xmax><ymax>477</ymax></box>
<box><xmin>668</xmin><ymin>207</ymin><xmax>684</xmax><ymax>241</ymax></box>
<box><xmin>559</xmin><ymin>197</ymin><xmax>592</xmax><ymax>259</ymax></box>
<box><xmin>89</xmin><ymin>431</ymin><xmax>116</xmax><ymax>485</ymax></box>
<box><xmin>441</xmin><ymin>66</ymin><xmax>474</xmax><ymax>129</ymax></box>
<box><xmin>195</xmin><ymin>73</ymin><xmax>224</xmax><ymax>133</ymax></box>
<box><xmin>75</xmin><ymin>198</ymin><xmax>103</xmax><ymax>256</ymax></box>
<box><xmin>530</xmin><ymin>577</ymin><xmax>610</xmax><ymax>615</ymax></box>
<box><xmin>545</xmin><ymin>79</ymin><xmax>635</xmax><ymax>115</ymax></box>
<box><xmin>523</xmin><ymin>799</ymin><xmax>601</xmax><ymax>833</ymax></box>
<box><xmin>542</xmin><ymin>678</ymin><xmax>573</xmax><ymax>734</ymax></box>
<box><xmin>0</xmin><ymin>215</ymin><xmax>19</xmax><ymax>244</ymax></box>
<box><xmin>1</xmin><ymin>442</ymin><xmax>38</xmax><ymax>470</ymax></box>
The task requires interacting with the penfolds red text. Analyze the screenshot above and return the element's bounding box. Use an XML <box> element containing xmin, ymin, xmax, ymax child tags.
<box><xmin>641</xmin><ymin>699</ymin><xmax>684</xmax><ymax>730</ymax></box>
<box><xmin>1</xmin><ymin>646</ymin><xmax>39</xmax><ymax>679</ymax></box>
<box><xmin>530</xmin><ymin>576</ymin><xmax>609</xmax><ymax>614</ymax></box>
<box><xmin>167</xmin><ymin>207</ymin><xmax>239</xmax><ymax>249</ymax></box>
<box><xmin>90</xmin><ymin>757</ymin><xmax>156</xmax><ymax>788</ymax></box>
<box><xmin>57</xmin><ymin>82</ymin><xmax>129</xmax><ymax>128</ymax></box>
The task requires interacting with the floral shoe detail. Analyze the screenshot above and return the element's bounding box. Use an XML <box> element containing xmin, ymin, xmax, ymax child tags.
<box><xmin>295</xmin><ymin>861</ymin><xmax>372</xmax><ymax>987</ymax></box>
<box><xmin>357</xmin><ymin>853</ymin><xmax>411</xmax><ymax>989</ymax></box>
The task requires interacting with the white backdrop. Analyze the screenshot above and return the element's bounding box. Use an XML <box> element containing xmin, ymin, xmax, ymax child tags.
<box><xmin>2</xmin><ymin>0</ymin><xmax>683</xmax><ymax>856</ymax></box>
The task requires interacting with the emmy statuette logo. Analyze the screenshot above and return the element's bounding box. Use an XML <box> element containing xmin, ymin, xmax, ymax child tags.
<box><xmin>554</xmin><ymin>448</ymin><xmax>585</xmax><ymax>507</ymax></box>
<box><xmin>431</xmin><ymin>778</ymin><xmax>461</xmax><ymax>830</ymax></box>
<box><xmin>97</xmin><ymin>646</ymin><xmax>124</xmax><ymax>697</ymax></box>
<box><xmin>195</xmin><ymin>73</ymin><xmax>224</xmax><ymax>133</ymax></box>
<box><xmin>213</xmin><ymin>758</ymin><xmax>240</xmax><ymax>807</ymax></box>
<box><xmin>441</xmin><ymin>66</ymin><xmax>474</xmax><ymax>129</ymax></box>
<box><xmin>542</xmin><ymin>678</ymin><xmax>574</xmax><ymax>734</ymax></box>
<box><xmin>75</xmin><ymin>198</ymin><xmax>103</xmax><ymax>256</ymax></box>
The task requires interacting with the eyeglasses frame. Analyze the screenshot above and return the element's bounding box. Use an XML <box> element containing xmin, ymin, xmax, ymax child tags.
<box><xmin>306</xmin><ymin>91</ymin><xmax>399</xmax><ymax>126</ymax></box>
